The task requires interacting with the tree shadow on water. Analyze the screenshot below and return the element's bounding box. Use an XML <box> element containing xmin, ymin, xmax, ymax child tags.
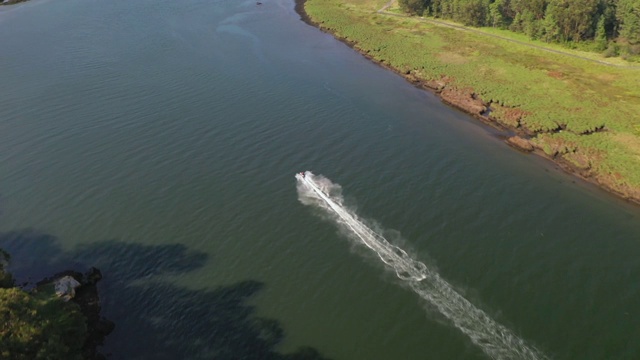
<box><xmin>0</xmin><ymin>230</ymin><xmax>330</xmax><ymax>360</ymax></box>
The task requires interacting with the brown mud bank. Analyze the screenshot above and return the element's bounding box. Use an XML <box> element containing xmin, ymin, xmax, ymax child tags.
<box><xmin>294</xmin><ymin>0</ymin><xmax>640</xmax><ymax>205</ymax></box>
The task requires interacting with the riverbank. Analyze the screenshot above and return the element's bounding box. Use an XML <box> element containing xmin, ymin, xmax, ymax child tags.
<box><xmin>296</xmin><ymin>0</ymin><xmax>640</xmax><ymax>204</ymax></box>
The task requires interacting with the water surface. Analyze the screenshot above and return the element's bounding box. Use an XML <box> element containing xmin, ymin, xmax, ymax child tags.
<box><xmin>1</xmin><ymin>0</ymin><xmax>639</xmax><ymax>359</ymax></box>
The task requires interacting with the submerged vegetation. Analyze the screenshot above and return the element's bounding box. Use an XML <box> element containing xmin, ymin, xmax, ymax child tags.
<box><xmin>302</xmin><ymin>0</ymin><xmax>640</xmax><ymax>202</ymax></box>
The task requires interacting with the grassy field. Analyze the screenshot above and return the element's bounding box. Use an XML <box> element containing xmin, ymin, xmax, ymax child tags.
<box><xmin>303</xmin><ymin>0</ymin><xmax>640</xmax><ymax>201</ymax></box>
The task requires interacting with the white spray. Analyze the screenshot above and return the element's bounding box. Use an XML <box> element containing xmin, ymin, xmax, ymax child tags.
<box><xmin>296</xmin><ymin>171</ymin><xmax>547</xmax><ymax>360</ymax></box>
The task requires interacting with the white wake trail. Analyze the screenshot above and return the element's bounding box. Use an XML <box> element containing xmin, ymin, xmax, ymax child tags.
<box><xmin>296</xmin><ymin>171</ymin><xmax>547</xmax><ymax>360</ymax></box>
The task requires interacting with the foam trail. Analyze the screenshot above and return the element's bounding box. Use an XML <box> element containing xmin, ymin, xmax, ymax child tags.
<box><xmin>296</xmin><ymin>171</ymin><xmax>547</xmax><ymax>360</ymax></box>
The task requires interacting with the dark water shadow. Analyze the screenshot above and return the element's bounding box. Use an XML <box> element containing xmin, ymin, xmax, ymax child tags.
<box><xmin>0</xmin><ymin>229</ymin><xmax>330</xmax><ymax>360</ymax></box>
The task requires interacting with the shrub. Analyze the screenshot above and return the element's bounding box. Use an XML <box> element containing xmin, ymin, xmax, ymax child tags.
<box><xmin>603</xmin><ymin>43</ymin><xmax>620</xmax><ymax>57</ymax></box>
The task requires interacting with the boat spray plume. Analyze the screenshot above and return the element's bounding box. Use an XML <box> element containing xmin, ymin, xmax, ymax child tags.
<box><xmin>295</xmin><ymin>171</ymin><xmax>547</xmax><ymax>360</ymax></box>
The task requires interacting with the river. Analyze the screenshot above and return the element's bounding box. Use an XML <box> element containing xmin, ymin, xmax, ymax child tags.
<box><xmin>0</xmin><ymin>0</ymin><xmax>639</xmax><ymax>359</ymax></box>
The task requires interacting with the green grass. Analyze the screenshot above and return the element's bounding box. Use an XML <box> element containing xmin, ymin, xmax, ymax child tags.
<box><xmin>305</xmin><ymin>0</ymin><xmax>640</xmax><ymax>198</ymax></box>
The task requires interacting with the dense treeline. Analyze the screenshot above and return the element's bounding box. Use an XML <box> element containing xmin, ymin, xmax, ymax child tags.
<box><xmin>399</xmin><ymin>0</ymin><xmax>640</xmax><ymax>56</ymax></box>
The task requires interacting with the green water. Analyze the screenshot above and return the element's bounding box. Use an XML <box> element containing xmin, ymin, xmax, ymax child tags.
<box><xmin>0</xmin><ymin>0</ymin><xmax>639</xmax><ymax>359</ymax></box>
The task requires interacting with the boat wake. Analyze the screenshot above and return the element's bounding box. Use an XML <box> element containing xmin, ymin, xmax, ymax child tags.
<box><xmin>296</xmin><ymin>171</ymin><xmax>547</xmax><ymax>360</ymax></box>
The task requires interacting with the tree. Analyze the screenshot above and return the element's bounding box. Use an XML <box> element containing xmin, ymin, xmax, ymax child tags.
<box><xmin>595</xmin><ymin>15</ymin><xmax>609</xmax><ymax>50</ymax></box>
<box><xmin>489</xmin><ymin>0</ymin><xmax>507</xmax><ymax>27</ymax></box>
<box><xmin>541</xmin><ymin>5</ymin><xmax>561</xmax><ymax>41</ymax></box>
<box><xmin>450</xmin><ymin>0</ymin><xmax>490</xmax><ymax>26</ymax></box>
<box><xmin>617</xmin><ymin>0</ymin><xmax>640</xmax><ymax>44</ymax></box>
<box><xmin>398</xmin><ymin>0</ymin><xmax>635</xmax><ymax>49</ymax></box>
<box><xmin>399</xmin><ymin>0</ymin><xmax>429</xmax><ymax>15</ymax></box>
<box><xmin>545</xmin><ymin>0</ymin><xmax>600</xmax><ymax>41</ymax></box>
<box><xmin>601</xmin><ymin>0</ymin><xmax>619</xmax><ymax>36</ymax></box>
<box><xmin>511</xmin><ymin>0</ymin><xmax>548</xmax><ymax>20</ymax></box>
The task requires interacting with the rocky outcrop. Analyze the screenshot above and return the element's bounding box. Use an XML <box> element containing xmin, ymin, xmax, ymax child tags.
<box><xmin>54</xmin><ymin>276</ymin><xmax>82</xmax><ymax>301</ymax></box>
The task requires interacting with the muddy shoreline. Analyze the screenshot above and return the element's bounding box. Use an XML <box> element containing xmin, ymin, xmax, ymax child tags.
<box><xmin>294</xmin><ymin>0</ymin><xmax>640</xmax><ymax>205</ymax></box>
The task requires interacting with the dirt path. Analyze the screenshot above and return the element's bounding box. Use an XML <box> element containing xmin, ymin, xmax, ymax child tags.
<box><xmin>377</xmin><ymin>1</ymin><xmax>640</xmax><ymax>69</ymax></box>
